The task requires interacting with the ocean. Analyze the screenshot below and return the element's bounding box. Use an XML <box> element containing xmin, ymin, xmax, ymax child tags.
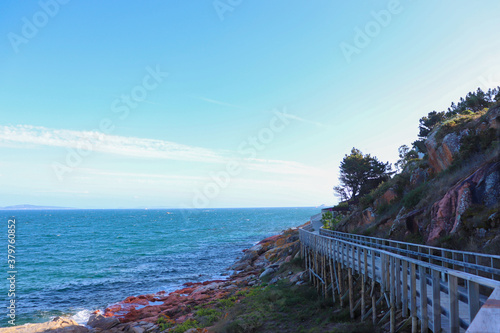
<box><xmin>0</xmin><ymin>207</ymin><xmax>318</xmax><ymax>327</ymax></box>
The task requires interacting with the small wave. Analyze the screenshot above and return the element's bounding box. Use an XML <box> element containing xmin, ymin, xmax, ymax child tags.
<box><xmin>71</xmin><ymin>309</ymin><xmax>94</xmax><ymax>326</ymax></box>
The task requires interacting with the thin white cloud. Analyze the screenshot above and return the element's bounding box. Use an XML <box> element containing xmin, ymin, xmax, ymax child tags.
<box><xmin>36</xmin><ymin>189</ymin><xmax>90</xmax><ymax>194</ymax></box>
<box><xmin>80</xmin><ymin>168</ymin><xmax>207</xmax><ymax>181</ymax></box>
<box><xmin>0</xmin><ymin>124</ymin><xmax>321</xmax><ymax>176</ymax></box>
<box><xmin>0</xmin><ymin>125</ymin><xmax>224</xmax><ymax>163</ymax></box>
<box><xmin>194</xmin><ymin>96</ymin><xmax>244</xmax><ymax>109</ymax></box>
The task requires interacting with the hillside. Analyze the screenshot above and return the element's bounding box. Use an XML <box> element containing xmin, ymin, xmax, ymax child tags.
<box><xmin>331</xmin><ymin>100</ymin><xmax>500</xmax><ymax>253</ymax></box>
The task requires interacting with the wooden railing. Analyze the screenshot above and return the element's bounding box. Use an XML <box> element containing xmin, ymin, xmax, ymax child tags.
<box><xmin>320</xmin><ymin>229</ymin><xmax>500</xmax><ymax>280</ymax></box>
<box><xmin>299</xmin><ymin>226</ymin><xmax>500</xmax><ymax>333</ymax></box>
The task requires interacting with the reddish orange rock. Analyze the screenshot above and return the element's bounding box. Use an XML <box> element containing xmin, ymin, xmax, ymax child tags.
<box><xmin>258</xmin><ymin>235</ymin><xmax>280</xmax><ymax>244</ymax></box>
<box><xmin>175</xmin><ymin>287</ymin><xmax>195</xmax><ymax>294</ymax></box>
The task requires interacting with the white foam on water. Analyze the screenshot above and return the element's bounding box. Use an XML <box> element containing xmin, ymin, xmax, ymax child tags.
<box><xmin>70</xmin><ymin>309</ymin><xmax>94</xmax><ymax>326</ymax></box>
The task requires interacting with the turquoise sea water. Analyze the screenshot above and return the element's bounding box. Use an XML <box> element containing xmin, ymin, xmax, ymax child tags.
<box><xmin>0</xmin><ymin>207</ymin><xmax>318</xmax><ymax>327</ymax></box>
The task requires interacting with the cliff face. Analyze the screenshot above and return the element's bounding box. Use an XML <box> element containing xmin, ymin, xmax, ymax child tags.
<box><xmin>425</xmin><ymin>130</ymin><xmax>463</xmax><ymax>173</ymax></box>
<box><xmin>336</xmin><ymin>106</ymin><xmax>500</xmax><ymax>251</ymax></box>
<box><xmin>426</xmin><ymin>161</ymin><xmax>499</xmax><ymax>243</ymax></box>
<box><xmin>425</xmin><ymin>106</ymin><xmax>499</xmax><ymax>173</ymax></box>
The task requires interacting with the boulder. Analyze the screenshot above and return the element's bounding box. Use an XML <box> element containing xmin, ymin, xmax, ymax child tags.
<box><xmin>247</xmin><ymin>243</ymin><xmax>264</xmax><ymax>254</ymax></box>
<box><xmin>240</xmin><ymin>249</ymin><xmax>259</xmax><ymax>262</ymax></box>
<box><xmin>259</xmin><ymin>267</ymin><xmax>275</xmax><ymax>279</ymax></box>
<box><xmin>228</xmin><ymin>261</ymin><xmax>250</xmax><ymax>271</ymax></box>
<box><xmin>87</xmin><ymin>314</ymin><xmax>120</xmax><ymax>330</ymax></box>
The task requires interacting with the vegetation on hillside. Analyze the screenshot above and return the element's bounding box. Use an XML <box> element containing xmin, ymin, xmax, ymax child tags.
<box><xmin>209</xmin><ymin>259</ymin><xmax>375</xmax><ymax>333</ymax></box>
<box><xmin>413</xmin><ymin>87</ymin><xmax>500</xmax><ymax>152</ymax></box>
<box><xmin>329</xmin><ymin>87</ymin><xmax>500</xmax><ymax>253</ymax></box>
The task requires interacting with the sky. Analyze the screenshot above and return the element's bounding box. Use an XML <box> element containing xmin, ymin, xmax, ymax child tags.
<box><xmin>0</xmin><ymin>0</ymin><xmax>499</xmax><ymax>209</ymax></box>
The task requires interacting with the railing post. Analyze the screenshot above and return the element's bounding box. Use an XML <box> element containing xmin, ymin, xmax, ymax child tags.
<box><xmin>338</xmin><ymin>261</ymin><xmax>344</xmax><ymax>308</ymax></box>
<box><xmin>349</xmin><ymin>266</ymin><xmax>354</xmax><ymax>319</ymax></box>
<box><xmin>305</xmin><ymin>246</ymin><xmax>309</xmax><ymax>279</ymax></box>
<box><xmin>395</xmin><ymin>257</ymin><xmax>401</xmax><ymax>309</ymax></box>
<box><xmin>323</xmin><ymin>253</ymin><xmax>327</xmax><ymax>298</ymax></box>
<box><xmin>468</xmin><ymin>280</ymin><xmax>480</xmax><ymax>324</ymax></box>
<box><xmin>402</xmin><ymin>260</ymin><xmax>408</xmax><ymax>318</ymax></box>
<box><xmin>330</xmin><ymin>256</ymin><xmax>336</xmax><ymax>304</ymax></box>
<box><xmin>448</xmin><ymin>274</ymin><xmax>459</xmax><ymax>333</ymax></box>
<box><xmin>411</xmin><ymin>263</ymin><xmax>417</xmax><ymax>333</ymax></box>
<box><xmin>419</xmin><ymin>265</ymin><xmax>428</xmax><ymax>333</ymax></box>
<box><xmin>390</xmin><ymin>257</ymin><xmax>396</xmax><ymax>333</ymax></box>
<box><xmin>341</xmin><ymin>242</ymin><xmax>345</xmax><ymax>269</ymax></box>
<box><xmin>361</xmin><ymin>248</ymin><xmax>366</xmax><ymax>321</ymax></box>
<box><xmin>386</xmin><ymin>254</ymin><xmax>391</xmax><ymax>296</ymax></box>
<box><xmin>357</xmin><ymin>244</ymin><xmax>361</xmax><ymax>274</ymax></box>
<box><xmin>432</xmin><ymin>269</ymin><xmax>441</xmax><ymax>333</ymax></box>
<box><xmin>381</xmin><ymin>254</ymin><xmax>386</xmax><ymax>293</ymax></box>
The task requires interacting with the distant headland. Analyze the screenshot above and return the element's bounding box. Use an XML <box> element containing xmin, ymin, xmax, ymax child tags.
<box><xmin>0</xmin><ymin>204</ymin><xmax>75</xmax><ymax>210</ymax></box>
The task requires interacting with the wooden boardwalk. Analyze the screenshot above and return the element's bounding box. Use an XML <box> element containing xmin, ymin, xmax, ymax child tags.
<box><xmin>299</xmin><ymin>225</ymin><xmax>500</xmax><ymax>333</ymax></box>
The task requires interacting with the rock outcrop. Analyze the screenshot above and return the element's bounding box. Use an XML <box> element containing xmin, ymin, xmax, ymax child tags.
<box><xmin>425</xmin><ymin>106</ymin><xmax>500</xmax><ymax>174</ymax></box>
<box><xmin>426</xmin><ymin>161</ymin><xmax>500</xmax><ymax>243</ymax></box>
<box><xmin>374</xmin><ymin>188</ymin><xmax>397</xmax><ymax>209</ymax></box>
<box><xmin>100</xmin><ymin>225</ymin><xmax>308</xmax><ymax>331</ymax></box>
<box><xmin>0</xmin><ymin>317</ymin><xmax>88</xmax><ymax>333</ymax></box>
<box><xmin>425</xmin><ymin>130</ymin><xmax>464</xmax><ymax>173</ymax></box>
<box><xmin>336</xmin><ymin>207</ymin><xmax>376</xmax><ymax>233</ymax></box>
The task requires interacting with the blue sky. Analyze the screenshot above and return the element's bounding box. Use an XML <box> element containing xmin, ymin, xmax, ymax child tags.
<box><xmin>0</xmin><ymin>0</ymin><xmax>499</xmax><ymax>208</ymax></box>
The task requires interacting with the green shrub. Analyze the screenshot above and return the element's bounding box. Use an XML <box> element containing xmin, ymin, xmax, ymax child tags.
<box><xmin>359</xmin><ymin>193</ymin><xmax>374</xmax><ymax>208</ymax></box>
<box><xmin>171</xmin><ymin>319</ymin><xmax>199</xmax><ymax>333</ymax></box>
<box><xmin>218</xmin><ymin>297</ymin><xmax>237</xmax><ymax>310</ymax></box>
<box><xmin>393</xmin><ymin>173</ymin><xmax>410</xmax><ymax>197</ymax></box>
<box><xmin>223</xmin><ymin>311</ymin><xmax>264</xmax><ymax>333</ymax></box>
<box><xmin>196</xmin><ymin>308</ymin><xmax>221</xmax><ymax>325</ymax></box>
<box><xmin>402</xmin><ymin>183</ymin><xmax>428</xmax><ymax>209</ymax></box>
<box><xmin>360</xmin><ymin>179</ymin><xmax>398</xmax><ymax>209</ymax></box>
<box><xmin>377</xmin><ymin>203</ymin><xmax>391</xmax><ymax>215</ymax></box>
<box><xmin>459</xmin><ymin>128</ymin><xmax>498</xmax><ymax>159</ymax></box>
<box><xmin>156</xmin><ymin>315</ymin><xmax>176</xmax><ymax>331</ymax></box>
<box><xmin>333</xmin><ymin>201</ymin><xmax>349</xmax><ymax>209</ymax></box>
<box><xmin>321</xmin><ymin>211</ymin><xmax>333</xmax><ymax>228</ymax></box>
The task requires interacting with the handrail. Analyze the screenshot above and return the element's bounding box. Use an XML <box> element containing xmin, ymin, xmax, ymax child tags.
<box><xmin>306</xmin><ymin>228</ymin><xmax>500</xmax><ymax>288</ymax></box>
<box><xmin>320</xmin><ymin>228</ymin><xmax>500</xmax><ymax>280</ymax></box>
<box><xmin>299</xmin><ymin>226</ymin><xmax>500</xmax><ymax>332</ymax></box>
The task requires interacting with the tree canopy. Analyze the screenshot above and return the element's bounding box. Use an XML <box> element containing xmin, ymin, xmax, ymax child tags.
<box><xmin>412</xmin><ymin>86</ymin><xmax>500</xmax><ymax>152</ymax></box>
<box><xmin>395</xmin><ymin>145</ymin><xmax>418</xmax><ymax>173</ymax></box>
<box><xmin>334</xmin><ymin>148</ymin><xmax>393</xmax><ymax>201</ymax></box>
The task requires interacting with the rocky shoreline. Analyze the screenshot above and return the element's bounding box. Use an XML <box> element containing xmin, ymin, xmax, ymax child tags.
<box><xmin>0</xmin><ymin>223</ymin><xmax>309</xmax><ymax>333</ymax></box>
